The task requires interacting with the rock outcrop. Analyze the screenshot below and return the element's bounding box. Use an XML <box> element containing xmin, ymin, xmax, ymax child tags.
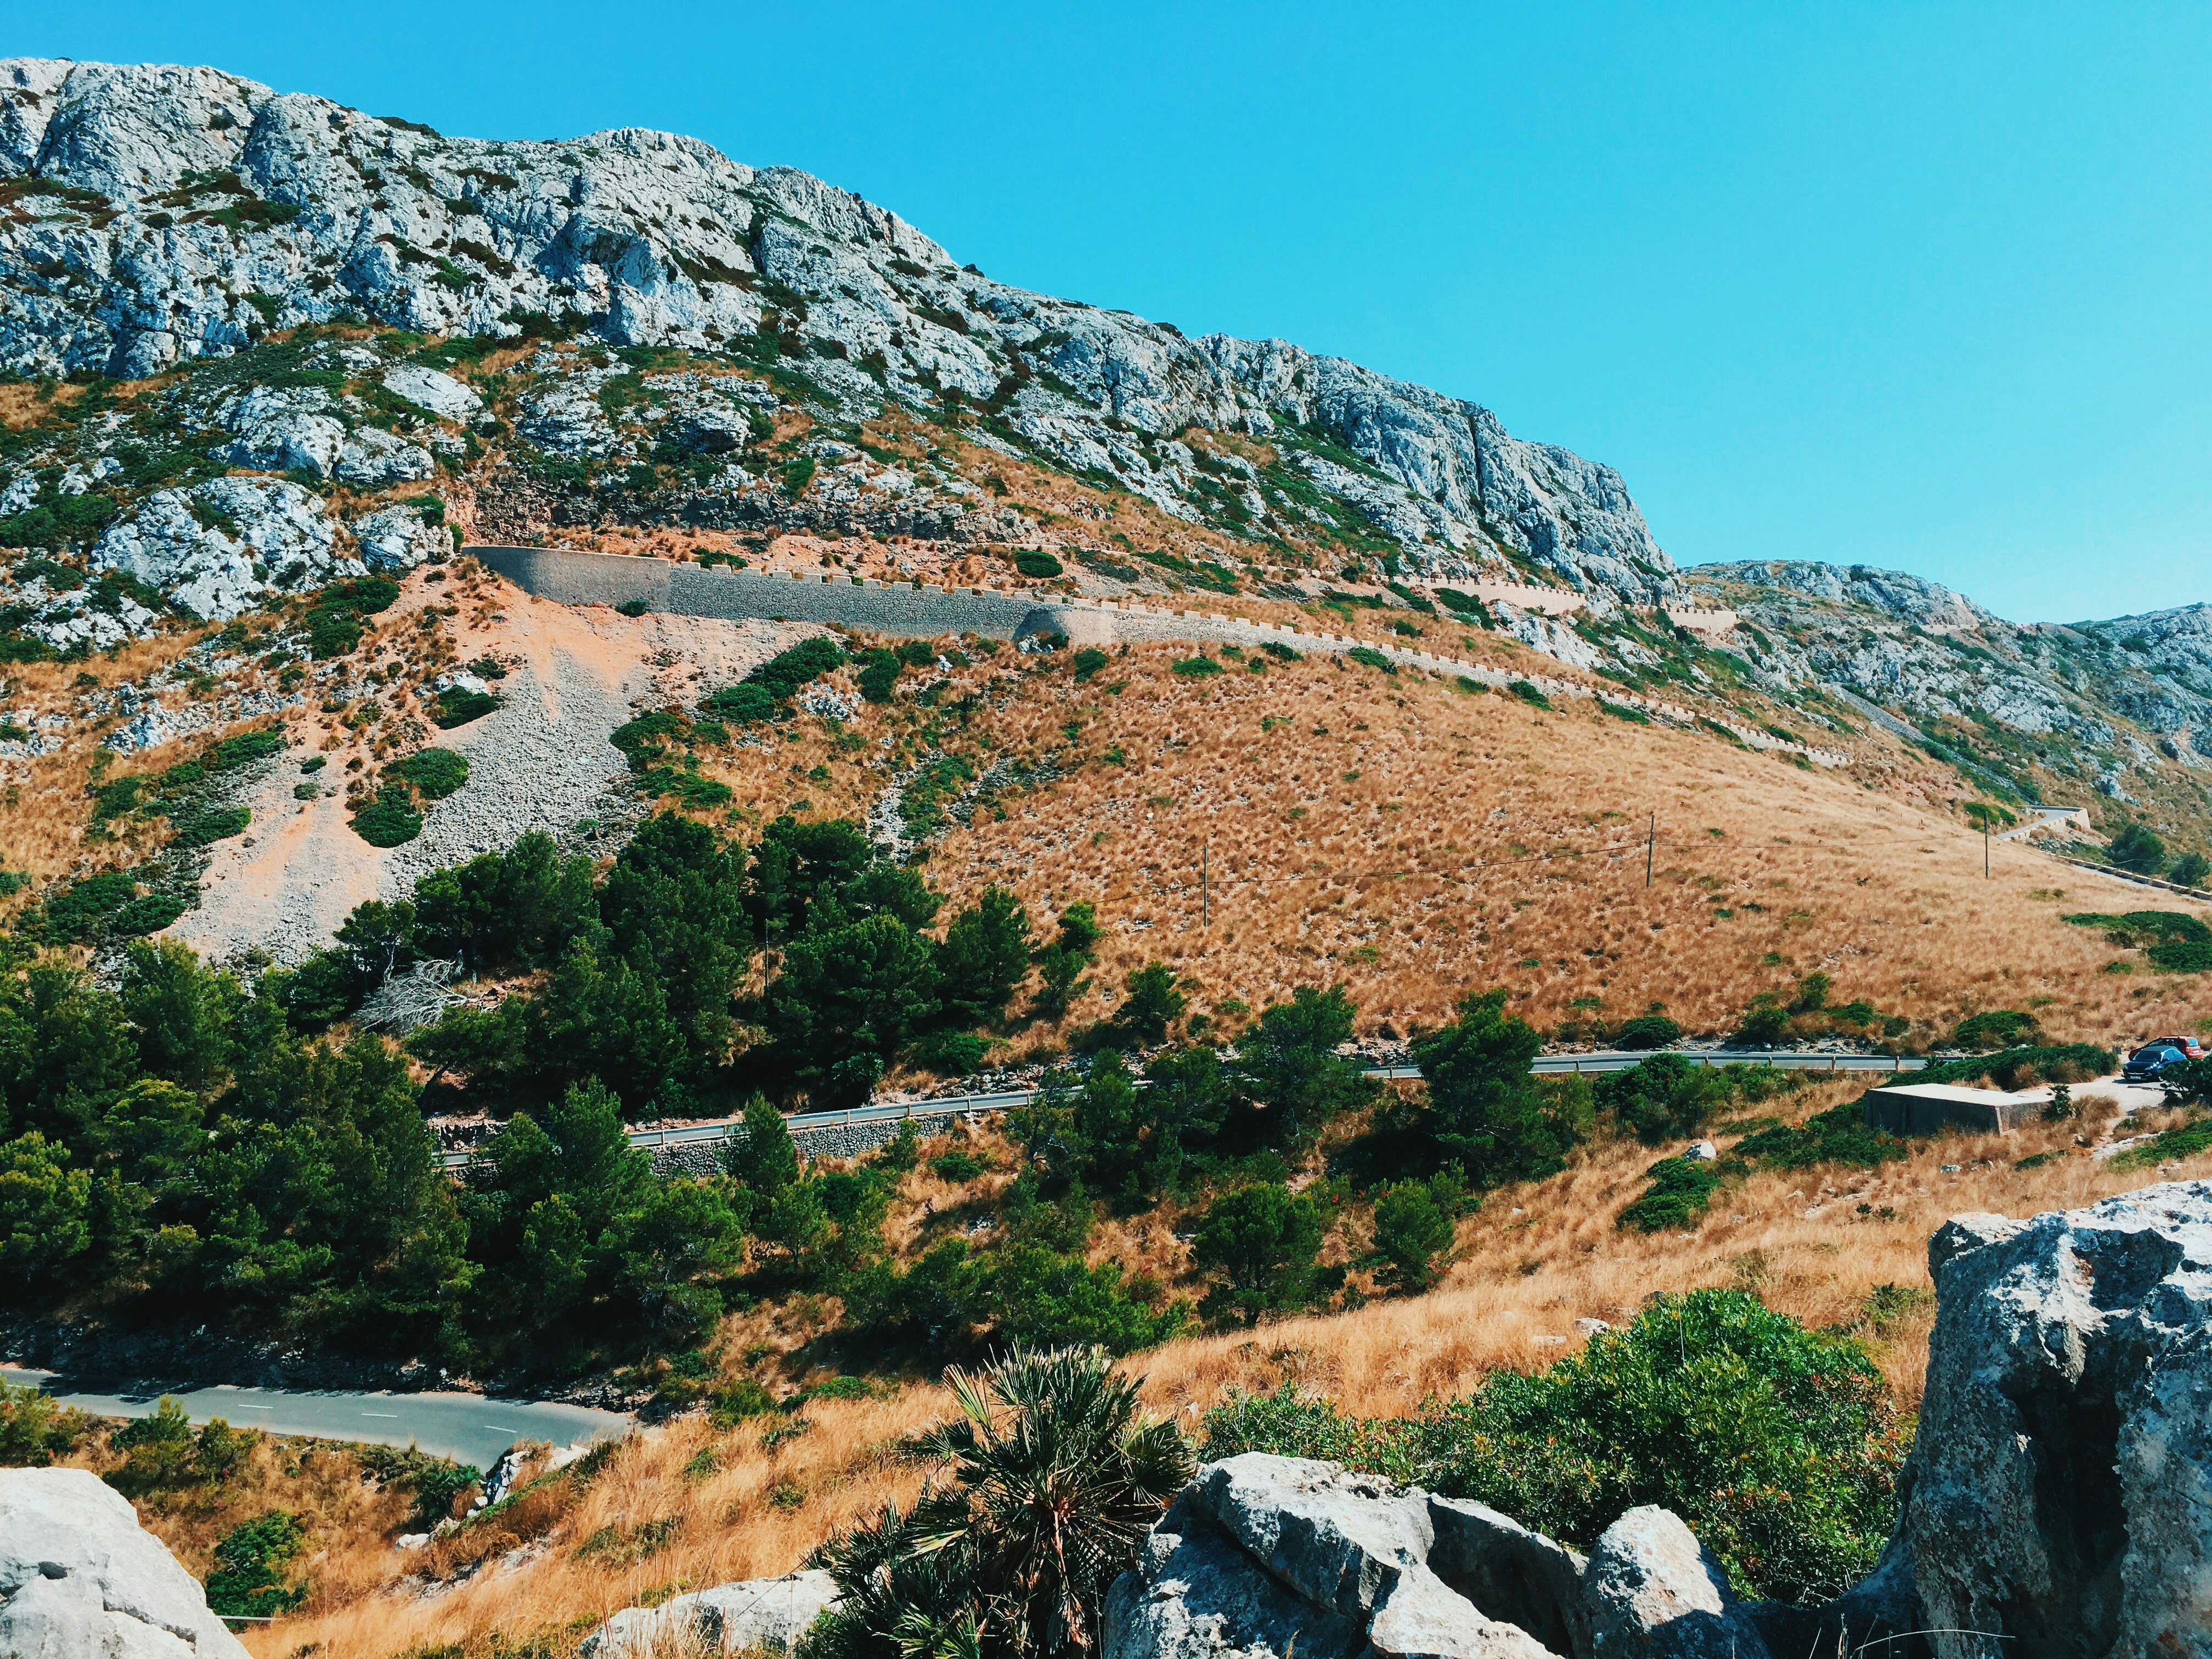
<box><xmin>0</xmin><ymin>56</ymin><xmax>1670</xmax><ymax>599</ymax></box>
<box><xmin>1104</xmin><ymin>1454</ymin><xmax>1779</xmax><ymax>1659</ymax></box>
<box><xmin>576</xmin><ymin>1569</ymin><xmax>838</xmax><ymax>1657</ymax></box>
<box><xmin>0</xmin><ymin>1465</ymin><xmax>249</xmax><ymax>1659</ymax></box>
<box><xmin>1893</xmin><ymin>1179</ymin><xmax>2212</xmax><ymax>1657</ymax></box>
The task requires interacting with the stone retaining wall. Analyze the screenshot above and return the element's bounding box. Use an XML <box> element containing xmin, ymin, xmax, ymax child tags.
<box><xmin>644</xmin><ymin>1113</ymin><xmax>956</xmax><ymax>1177</ymax></box>
<box><xmin>474</xmin><ymin>546</ymin><xmax>1069</xmax><ymax>642</ymax></box>
<box><xmin>471</xmin><ymin>546</ymin><xmax>1849</xmax><ymax>767</ymax></box>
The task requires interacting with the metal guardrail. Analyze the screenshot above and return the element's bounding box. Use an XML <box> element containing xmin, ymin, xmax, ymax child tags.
<box><xmin>436</xmin><ymin>1051</ymin><xmax>1928</xmax><ymax>1170</ymax></box>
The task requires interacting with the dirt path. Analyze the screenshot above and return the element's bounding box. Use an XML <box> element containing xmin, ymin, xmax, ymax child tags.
<box><xmin>173</xmin><ymin>583</ymin><xmax>803</xmax><ymax>966</ymax></box>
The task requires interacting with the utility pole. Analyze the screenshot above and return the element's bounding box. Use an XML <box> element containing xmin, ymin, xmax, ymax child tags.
<box><xmin>1985</xmin><ymin>816</ymin><xmax>1991</xmax><ymax>879</ymax></box>
<box><xmin>1646</xmin><ymin>812</ymin><xmax>1655</xmax><ymax>888</ymax></box>
<box><xmin>1202</xmin><ymin>844</ymin><xmax>1210</xmax><ymax>927</ymax></box>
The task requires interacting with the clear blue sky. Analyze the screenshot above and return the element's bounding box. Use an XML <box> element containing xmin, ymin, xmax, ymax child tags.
<box><xmin>14</xmin><ymin>2</ymin><xmax>2211</xmax><ymax>622</ymax></box>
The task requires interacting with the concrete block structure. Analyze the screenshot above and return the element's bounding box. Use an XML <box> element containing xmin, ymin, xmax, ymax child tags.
<box><xmin>1862</xmin><ymin>1082</ymin><xmax>2035</xmax><ymax>1136</ymax></box>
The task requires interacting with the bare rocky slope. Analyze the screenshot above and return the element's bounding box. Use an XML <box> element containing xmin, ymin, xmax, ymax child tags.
<box><xmin>2</xmin><ymin>55</ymin><xmax>2207</xmax><ymax>879</ymax></box>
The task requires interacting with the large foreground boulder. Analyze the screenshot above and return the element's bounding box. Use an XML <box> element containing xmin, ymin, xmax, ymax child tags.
<box><xmin>1898</xmin><ymin>1179</ymin><xmax>2212</xmax><ymax>1656</ymax></box>
<box><xmin>0</xmin><ymin>1466</ymin><xmax>249</xmax><ymax>1659</ymax></box>
<box><xmin>577</xmin><ymin>1569</ymin><xmax>839</xmax><ymax>1657</ymax></box>
<box><xmin>1104</xmin><ymin>1454</ymin><xmax>1773</xmax><ymax>1659</ymax></box>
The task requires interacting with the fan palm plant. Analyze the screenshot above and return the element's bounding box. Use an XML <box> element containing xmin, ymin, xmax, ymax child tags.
<box><xmin>803</xmin><ymin>1343</ymin><xmax>1194</xmax><ymax>1659</ymax></box>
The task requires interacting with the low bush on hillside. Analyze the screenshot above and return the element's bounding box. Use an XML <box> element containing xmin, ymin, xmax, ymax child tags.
<box><xmin>1914</xmin><ymin>1042</ymin><xmax>2113</xmax><ymax>1089</ymax></box>
<box><xmin>1171</xmin><ymin>654</ymin><xmax>1223</xmax><ymax>678</ymax></box>
<box><xmin>1346</xmin><ymin>645</ymin><xmax>1397</xmax><ymax>674</ymax></box>
<box><xmin>2064</xmin><ymin>909</ymin><xmax>2212</xmax><ymax>972</ymax></box>
<box><xmin>1508</xmin><ymin>679</ymin><xmax>1550</xmax><ymax>708</ymax></box>
<box><xmin>431</xmin><ymin>687</ymin><xmax>499</xmax><ymax>728</ymax></box>
<box><xmin>385</xmin><ymin>747</ymin><xmax>469</xmax><ymax>800</ymax></box>
<box><xmin>1199</xmin><ymin>1289</ymin><xmax>1906</xmax><ymax>1605</ymax></box>
<box><xmin>1612</xmin><ymin>1013</ymin><xmax>1681</xmax><ymax>1049</ymax></box>
<box><xmin>349</xmin><ymin>784</ymin><xmax>422</xmax><ymax>847</ymax></box>
<box><xmin>1013</xmin><ymin>548</ymin><xmax>1064</xmax><ymax>579</ymax></box>
<box><xmin>1954</xmin><ymin>1008</ymin><xmax>2038</xmax><ymax>1049</ymax></box>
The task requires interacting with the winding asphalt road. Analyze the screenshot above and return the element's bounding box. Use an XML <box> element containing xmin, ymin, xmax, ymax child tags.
<box><xmin>459</xmin><ymin>1048</ymin><xmax>1931</xmax><ymax>1170</ymax></box>
<box><xmin>0</xmin><ymin>1367</ymin><xmax>630</xmax><ymax>1469</ymax></box>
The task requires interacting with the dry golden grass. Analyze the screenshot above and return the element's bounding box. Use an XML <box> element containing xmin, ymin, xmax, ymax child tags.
<box><xmin>53</xmin><ymin>1429</ymin><xmax>420</xmax><ymax>1630</ymax></box>
<box><xmin>255</xmin><ymin>1082</ymin><xmax>2212</xmax><ymax>1659</ymax></box>
<box><xmin>686</xmin><ymin>632</ymin><xmax>2208</xmax><ymax>1050</ymax></box>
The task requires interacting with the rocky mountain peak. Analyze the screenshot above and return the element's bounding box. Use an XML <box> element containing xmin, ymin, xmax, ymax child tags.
<box><xmin>0</xmin><ymin>56</ymin><xmax>1669</xmax><ymax>599</ymax></box>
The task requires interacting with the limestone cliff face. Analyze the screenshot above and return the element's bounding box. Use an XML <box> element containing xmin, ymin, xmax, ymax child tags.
<box><xmin>1688</xmin><ymin>560</ymin><xmax>2212</xmax><ymax>803</ymax></box>
<box><xmin>0</xmin><ymin>57</ymin><xmax>1668</xmax><ymax>599</ymax></box>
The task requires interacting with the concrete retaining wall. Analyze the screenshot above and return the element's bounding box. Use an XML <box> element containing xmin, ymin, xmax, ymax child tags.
<box><xmin>471</xmin><ymin>546</ymin><xmax>1849</xmax><ymax>767</ymax></box>
<box><xmin>474</xmin><ymin>546</ymin><xmax>1071</xmax><ymax>643</ymax></box>
<box><xmin>644</xmin><ymin>1112</ymin><xmax>957</xmax><ymax>1177</ymax></box>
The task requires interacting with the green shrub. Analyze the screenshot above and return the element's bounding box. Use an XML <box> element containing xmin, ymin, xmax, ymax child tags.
<box><xmin>1954</xmin><ymin>1008</ymin><xmax>2037</xmax><ymax>1049</ymax></box>
<box><xmin>0</xmin><ymin>1380</ymin><xmax>86</xmax><ymax>1467</ymax></box>
<box><xmin>1410</xmin><ymin>1290</ymin><xmax>1904</xmax><ymax>1602</ymax></box>
<box><xmin>615</xmin><ymin>596</ymin><xmax>651</xmax><ymax>617</ymax></box>
<box><xmin>40</xmin><ymin>870</ymin><xmax>138</xmax><ymax>940</ymax></box>
<box><xmin>432</xmin><ymin>687</ymin><xmax>499</xmax><ymax>728</ymax></box>
<box><xmin>204</xmin><ymin>1511</ymin><xmax>308</xmax><ymax>1618</ymax></box>
<box><xmin>1612</xmin><ymin>1014</ymin><xmax>1681</xmax><ymax>1050</ymax></box>
<box><xmin>405</xmin><ymin>1460</ymin><xmax>482</xmax><ymax>1526</ymax></box>
<box><xmin>2172</xmin><ymin>851</ymin><xmax>2210</xmax><ymax>890</ymax></box>
<box><xmin>306</xmin><ymin>606</ymin><xmax>362</xmax><ymax>658</ymax></box>
<box><xmin>1508</xmin><ymin>680</ymin><xmax>1550</xmax><ymax>709</ymax></box>
<box><xmin>1732</xmin><ymin>1103</ymin><xmax>1907</xmax><ymax>1171</ymax></box>
<box><xmin>2110</xmin><ymin>1114</ymin><xmax>2212</xmax><ymax>1171</ymax></box>
<box><xmin>1346</xmin><ymin>645</ymin><xmax>1397</xmax><ymax>675</ymax></box>
<box><xmin>1454</xmin><ymin>675</ymin><xmax>1488</xmax><ymax>695</ymax></box>
<box><xmin>1262</xmin><ymin>640</ymin><xmax>1300</xmax><ymax>662</ymax></box>
<box><xmin>931</xmin><ymin>1150</ymin><xmax>985</xmax><ymax>1183</ymax></box>
<box><xmin>1595</xmin><ymin>1052</ymin><xmax>1734</xmax><ymax>1143</ymax></box>
<box><xmin>1617</xmin><ymin>1155</ymin><xmax>1725</xmax><ymax>1231</ymax></box>
<box><xmin>1734</xmin><ymin>1002</ymin><xmax>1791</xmax><ymax>1044</ymax></box>
<box><xmin>1912</xmin><ymin>1042</ymin><xmax>2114</xmax><ymax>1089</ymax></box>
<box><xmin>165</xmin><ymin>805</ymin><xmax>252</xmax><ymax>849</ymax></box>
<box><xmin>386</xmin><ymin>748</ymin><xmax>469</xmax><ymax>800</ymax></box>
<box><xmin>709</xmin><ymin>1378</ymin><xmax>779</xmax><ymax>1426</ymax></box>
<box><xmin>747</xmin><ymin>636</ymin><xmax>845</xmax><ymax>700</ymax></box>
<box><xmin>1073</xmin><ymin>647</ymin><xmax>1110</xmax><ymax>681</ymax></box>
<box><xmin>857</xmin><ymin>649</ymin><xmax>901</xmax><ymax>702</ymax></box>
<box><xmin>111</xmin><ymin>891</ymin><xmax>188</xmax><ymax>936</ymax></box>
<box><xmin>1013</xmin><ymin>549</ymin><xmax>1064</xmax><ymax>578</ymax></box>
<box><xmin>1171</xmin><ymin>656</ymin><xmax>1223</xmax><ymax>678</ymax></box>
<box><xmin>350</xmin><ymin>785</ymin><xmax>422</xmax><ymax>847</ymax></box>
<box><xmin>2150</xmin><ymin>939</ymin><xmax>2212</xmax><ymax>973</ymax></box>
<box><xmin>1597</xmin><ymin>699</ymin><xmax>1649</xmax><ymax>724</ymax></box>
<box><xmin>703</xmin><ymin>681</ymin><xmax>776</xmax><ymax>724</ymax></box>
<box><xmin>2109</xmin><ymin>822</ymin><xmax>2168</xmax><ymax>874</ymax></box>
<box><xmin>1200</xmin><ymin>1384</ymin><xmax>1401</xmax><ymax>1474</ymax></box>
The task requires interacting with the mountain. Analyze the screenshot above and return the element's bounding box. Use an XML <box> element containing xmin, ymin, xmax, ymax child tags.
<box><xmin>1682</xmin><ymin>561</ymin><xmax>2212</xmax><ymax>826</ymax></box>
<box><xmin>1</xmin><ymin>57</ymin><xmax>2208</xmax><ymax>866</ymax></box>
<box><xmin>0</xmin><ymin>57</ymin><xmax>1668</xmax><ymax>602</ymax></box>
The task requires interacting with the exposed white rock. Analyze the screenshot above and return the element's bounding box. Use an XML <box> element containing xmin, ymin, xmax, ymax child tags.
<box><xmin>1900</xmin><ymin>1180</ymin><xmax>2212</xmax><ymax>1655</ymax></box>
<box><xmin>0</xmin><ymin>1465</ymin><xmax>250</xmax><ymax>1659</ymax></box>
<box><xmin>1108</xmin><ymin>1455</ymin><xmax>1562</xmax><ymax>1659</ymax></box>
<box><xmin>577</xmin><ymin>1570</ymin><xmax>838</xmax><ymax>1657</ymax></box>
<box><xmin>383</xmin><ymin>363</ymin><xmax>482</xmax><ymax>422</ymax></box>
<box><xmin>0</xmin><ymin>54</ymin><xmax>1670</xmax><ymax>600</ymax></box>
<box><xmin>350</xmin><ymin>504</ymin><xmax>447</xmax><ymax>571</ymax></box>
<box><xmin>91</xmin><ymin>477</ymin><xmax>348</xmax><ymax>620</ymax></box>
<box><xmin>1581</xmin><ymin>1507</ymin><xmax>1770</xmax><ymax>1658</ymax></box>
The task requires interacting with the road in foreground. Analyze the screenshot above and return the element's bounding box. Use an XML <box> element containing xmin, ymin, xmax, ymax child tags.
<box><xmin>0</xmin><ymin>1367</ymin><xmax>630</xmax><ymax>1468</ymax></box>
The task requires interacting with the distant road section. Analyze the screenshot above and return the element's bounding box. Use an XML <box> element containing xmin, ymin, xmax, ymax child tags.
<box><xmin>0</xmin><ymin>1368</ymin><xmax>630</xmax><ymax>1469</ymax></box>
<box><xmin>452</xmin><ymin>1050</ymin><xmax>1931</xmax><ymax>1170</ymax></box>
